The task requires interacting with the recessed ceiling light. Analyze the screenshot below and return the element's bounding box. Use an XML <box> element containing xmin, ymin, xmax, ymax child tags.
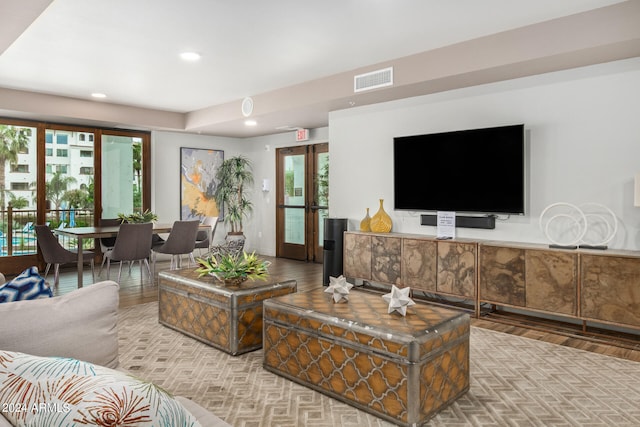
<box><xmin>91</xmin><ymin>93</ymin><xmax>107</xmax><ymax>99</ymax></box>
<box><xmin>180</xmin><ymin>52</ymin><xmax>201</xmax><ymax>61</ymax></box>
<box><xmin>244</xmin><ymin>119</ymin><xmax>257</xmax><ymax>127</ymax></box>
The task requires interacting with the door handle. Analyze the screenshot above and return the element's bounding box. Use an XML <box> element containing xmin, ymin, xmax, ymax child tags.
<box><xmin>278</xmin><ymin>204</ymin><xmax>306</xmax><ymax>209</ymax></box>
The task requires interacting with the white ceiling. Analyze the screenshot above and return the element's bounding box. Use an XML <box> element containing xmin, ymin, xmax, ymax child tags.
<box><xmin>0</xmin><ymin>0</ymin><xmax>633</xmax><ymax>137</ymax></box>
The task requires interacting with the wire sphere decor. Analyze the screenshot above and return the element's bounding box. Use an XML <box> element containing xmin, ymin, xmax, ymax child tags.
<box><xmin>539</xmin><ymin>202</ymin><xmax>587</xmax><ymax>247</ymax></box>
<box><xmin>578</xmin><ymin>202</ymin><xmax>618</xmax><ymax>247</ymax></box>
<box><xmin>539</xmin><ymin>202</ymin><xmax>617</xmax><ymax>248</ymax></box>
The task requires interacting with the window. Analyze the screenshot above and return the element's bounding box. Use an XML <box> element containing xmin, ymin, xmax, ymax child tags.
<box><xmin>56</xmin><ymin>149</ymin><xmax>68</xmax><ymax>157</ymax></box>
<box><xmin>10</xmin><ymin>164</ymin><xmax>29</xmax><ymax>173</ymax></box>
<box><xmin>46</xmin><ymin>164</ymin><xmax>53</xmax><ymax>174</ymax></box>
<box><xmin>57</xmin><ymin>165</ymin><xmax>68</xmax><ymax>174</ymax></box>
<box><xmin>18</xmin><ymin>146</ymin><xmax>29</xmax><ymax>154</ymax></box>
<box><xmin>56</xmin><ymin>134</ymin><xmax>68</xmax><ymax>144</ymax></box>
<box><xmin>80</xmin><ymin>150</ymin><xmax>93</xmax><ymax>158</ymax></box>
<box><xmin>45</xmin><ymin>148</ymin><xmax>53</xmax><ymax>156</ymax></box>
<box><xmin>45</xmin><ymin>132</ymin><xmax>53</xmax><ymax>144</ymax></box>
<box><xmin>80</xmin><ymin>167</ymin><xmax>94</xmax><ymax>175</ymax></box>
<box><xmin>10</xmin><ymin>183</ymin><xmax>30</xmax><ymax>191</ymax></box>
<box><xmin>79</xmin><ymin>134</ymin><xmax>85</xmax><ymax>141</ymax></box>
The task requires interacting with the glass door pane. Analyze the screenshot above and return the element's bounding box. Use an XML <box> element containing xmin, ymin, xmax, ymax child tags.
<box><xmin>284</xmin><ymin>207</ymin><xmax>305</xmax><ymax>244</ymax></box>
<box><xmin>101</xmin><ymin>135</ymin><xmax>142</xmax><ymax>218</ymax></box>
<box><xmin>0</xmin><ymin>122</ymin><xmax>38</xmax><ymax>257</ymax></box>
<box><xmin>45</xmin><ymin>128</ymin><xmax>95</xmax><ymax>250</ymax></box>
<box><xmin>315</xmin><ymin>150</ymin><xmax>329</xmax><ymax>248</ymax></box>
<box><xmin>276</xmin><ymin>146</ymin><xmax>307</xmax><ymax>260</ymax></box>
<box><xmin>312</xmin><ymin>144</ymin><xmax>329</xmax><ymax>263</ymax></box>
<box><xmin>283</xmin><ymin>153</ymin><xmax>305</xmax><ymax>245</ymax></box>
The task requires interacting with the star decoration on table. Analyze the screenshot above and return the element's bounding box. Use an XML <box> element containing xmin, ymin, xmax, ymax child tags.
<box><xmin>324</xmin><ymin>275</ymin><xmax>353</xmax><ymax>303</ymax></box>
<box><xmin>382</xmin><ymin>285</ymin><xmax>416</xmax><ymax>316</ymax></box>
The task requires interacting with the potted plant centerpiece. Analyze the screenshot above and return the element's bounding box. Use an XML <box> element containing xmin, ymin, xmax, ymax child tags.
<box><xmin>117</xmin><ymin>209</ymin><xmax>158</xmax><ymax>223</ymax></box>
<box><xmin>195</xmin><ymin>251</ymin><xmax>270</xmax><ymax>286</ymax></box>
<box><xmin>214</xmin><ymin>155</ymin><xmax>253</xmax><ymax>242</ymax></box>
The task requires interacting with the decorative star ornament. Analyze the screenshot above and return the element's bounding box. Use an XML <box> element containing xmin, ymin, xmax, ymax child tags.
<box><xmin>382</xmin><ymin>285</ymin><xmax>416</xmax><ymax>316</ymax></box>
<box><xmin>324</xmin><ymin>275</ymin><xmax>353</xmax><ymax>303</ymax></box>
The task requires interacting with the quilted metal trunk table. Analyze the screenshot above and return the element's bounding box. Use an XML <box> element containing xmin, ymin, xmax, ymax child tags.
<box><xmin>158</xmin><ymin>268</ymin><xmax>297</xmax><ymax>355</ymax></box>
<box><xmin>263</xmin><ymin>288</ymin><xmax>470</xmax><ymax>426</ymax></box>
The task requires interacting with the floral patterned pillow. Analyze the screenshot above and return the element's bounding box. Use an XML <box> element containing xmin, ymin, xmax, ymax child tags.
<box><xmin>0</xmin><ymin>351</ymin><xmax>201</xmax><ymax>427</ymax></box>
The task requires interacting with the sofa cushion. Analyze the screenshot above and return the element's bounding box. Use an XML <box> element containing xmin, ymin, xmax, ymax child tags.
<box><xmin>0</xmin><ymin>267</ymin><xmax>51</xmax><ymax>303</ymax></box>
<box><xmin>0</xmin><ymin>351</ymin><xmax>201</xmax><ymax>427</ymax></box>
<box><xmin>0</xmin><ymin>281</ymin><xmax>120</xmax><ymax>368</ymax></box>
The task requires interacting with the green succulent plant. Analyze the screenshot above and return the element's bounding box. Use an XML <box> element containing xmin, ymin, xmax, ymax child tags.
<box><xmin>117</xmin><ymin>209</ymin><xmax>158</xmax><ymax>223</ymax></box>
<box><xmin>195</xmin><ymin>251</ymin><xmax>270</xmax><ymax>283</ymax></box>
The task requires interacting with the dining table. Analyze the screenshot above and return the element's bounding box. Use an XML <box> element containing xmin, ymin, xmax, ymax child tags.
<box><xmin>54</xmin><ymin>223</ymin><xmax>207</xmax><ymax>288</ymax></box>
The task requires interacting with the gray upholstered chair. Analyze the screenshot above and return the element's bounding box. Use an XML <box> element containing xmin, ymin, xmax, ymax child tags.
<box><xmin>105</xmin><ymin>222</ymin><xmax>153</xmax><ymax>284</ymax></box>
<box><xmin>34</xmin><ymin>224</ymin><xmax>95</xmax><ymax>287</ymax></box>
<box><xmin>194</xmin><ymin>216</ymin><xmax>218</xmax><ymax>256</ymax></box>
<box><xmin>98</xmin><ymin>218</ymin><xmax>121</xmax><ymax>275</ymax></box>
<box><xmin>152</xmin><ymin>220</ymin><xmax>200</xmax><ymax>272</ymax></box>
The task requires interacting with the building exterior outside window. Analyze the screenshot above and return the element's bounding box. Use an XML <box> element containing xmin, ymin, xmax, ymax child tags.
<box><xmin>6</xmin><ymin>129</ymin><xmax>95</xmax><ymax>210</ymax></box>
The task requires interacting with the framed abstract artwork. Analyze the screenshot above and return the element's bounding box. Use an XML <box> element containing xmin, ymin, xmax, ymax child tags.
<box><xmin>180</xmin><ymin>147</ymin><xmax>224</xmax><ymax>221</ymax></box>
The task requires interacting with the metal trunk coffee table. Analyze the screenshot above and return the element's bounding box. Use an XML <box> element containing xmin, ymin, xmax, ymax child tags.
<box><xmin>263</xmin><ymin>288</ymin><xmax>470</xmax><ymax>426</ymax></box>
<box><xmin>158</xmin><ymin>268</ymin><xmax>297</xmax><ymax>355</ymax></box>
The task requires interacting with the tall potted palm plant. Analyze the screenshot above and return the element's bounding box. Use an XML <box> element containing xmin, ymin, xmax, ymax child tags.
<box><xmin>214</xmin><ymin>155</ymin><xmax>254</xmax><ymax>238</ymax></box>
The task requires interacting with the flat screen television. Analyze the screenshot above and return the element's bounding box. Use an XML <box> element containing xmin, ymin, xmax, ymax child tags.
<box><xmin>393</xmin><ymin>124</ymin><xmax>525</xmax><ymax>215</ymax></box>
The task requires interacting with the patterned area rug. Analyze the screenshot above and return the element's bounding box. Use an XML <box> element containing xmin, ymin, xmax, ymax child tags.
<box><xmin>118</xmin><ymin>302</ymin><xmax>640</xmax><ymax>426</ymax></box>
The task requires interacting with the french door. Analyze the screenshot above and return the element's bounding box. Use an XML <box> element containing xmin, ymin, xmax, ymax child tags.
<box><xmin>276</xmin><ymin>143</ymin><xmax>328</xmax><ymax>262</ymax></box>
<box><xmin>0</xmin><ymin>118</ymin><xmax>150</xmax><ymax>275</ymax></box>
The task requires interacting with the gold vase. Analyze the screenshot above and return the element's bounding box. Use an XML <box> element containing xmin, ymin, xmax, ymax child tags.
<box><xmin>370</xmin><ymin>199</ymin><xmax>392</xmax><ymax>233</ymax></box>
<box><xmin>359</xmin><ymin>208</ymin><xmax>371</xmax><ymax>232</ymax></box>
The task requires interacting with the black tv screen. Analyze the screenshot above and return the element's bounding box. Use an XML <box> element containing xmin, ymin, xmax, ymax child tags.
<box><xmin>393</xmin><ymin>124</ymin><xmax>525</xmax><ymax>214</ymax></box>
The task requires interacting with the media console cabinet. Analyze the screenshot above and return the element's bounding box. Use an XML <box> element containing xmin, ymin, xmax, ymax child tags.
<box><xmin>343</xmin><ymin>231</ymin><xmax>640</xmax><ymax>335</ymax></box>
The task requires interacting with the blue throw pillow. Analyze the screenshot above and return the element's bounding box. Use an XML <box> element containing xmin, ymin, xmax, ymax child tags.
<box><xmin>0</xmin><ymin>266</ymin><xmax>52</xmax><ymax>303</ymax></box>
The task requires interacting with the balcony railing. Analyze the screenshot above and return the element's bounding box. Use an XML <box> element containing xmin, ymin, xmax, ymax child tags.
<box><xmin>1</xmin><ymin>206</ymin><xmax>95</xmax><ymax>256</ymax></box>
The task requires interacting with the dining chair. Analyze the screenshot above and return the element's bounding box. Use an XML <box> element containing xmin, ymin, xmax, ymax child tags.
<box><xmin>34</xmin><ymin>224</ymin><xmax>95</xmax><ymax>287</ymax></box>
<box><xmin>105</xmin><ymin>222</ymin><xmax>153</xmax><ymax>284</ymax></box>
<box><xmin>194</xmin><ymin>216</ymin><xmax>218</xmax><ymax>256</ymax></box>
<box><xmin>98</xmin><ymin>218</ymin><xmax>121</xmax><ymax>275</ymax></box>
<box><xmin>152</xmin><ymin>220</ymin><xmax>200</xmax><ymax>273</ymax></box>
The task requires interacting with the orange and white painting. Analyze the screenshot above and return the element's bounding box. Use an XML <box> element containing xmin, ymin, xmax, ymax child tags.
<box><xmin>180</xmin><ymin>147</ymin><xmax>224</xmax><ymax>221</ymax></box>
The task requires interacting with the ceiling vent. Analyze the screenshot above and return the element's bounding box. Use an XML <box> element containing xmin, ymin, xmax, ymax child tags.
<box><xmin>354</xmin><ymin>67</ymin><xmax>393</xmax><ymax>93</ymax></box>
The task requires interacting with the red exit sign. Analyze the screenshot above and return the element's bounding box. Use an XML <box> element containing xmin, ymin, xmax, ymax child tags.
<box><xmin>296</xmin><ymin>128</ymin><xmax>309</xmax><ymax>142</ymax></box>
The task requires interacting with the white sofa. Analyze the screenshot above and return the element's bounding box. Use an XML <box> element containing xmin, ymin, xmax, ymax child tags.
<box><xmin>0</xmin><ymin>278</ymin><xmax>229</xmax><ymax>427</ymax></box>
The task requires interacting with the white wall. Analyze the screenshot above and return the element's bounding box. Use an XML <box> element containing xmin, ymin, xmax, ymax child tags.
<box><xmin>329</xmin><ymin>58</ymin><xmax>640</xmax><ymax>250</ymax></box>
<box><xmin>151</xmin><ymin>131</ymin><xmax>244</xmax><ymax>246</ymax></box>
